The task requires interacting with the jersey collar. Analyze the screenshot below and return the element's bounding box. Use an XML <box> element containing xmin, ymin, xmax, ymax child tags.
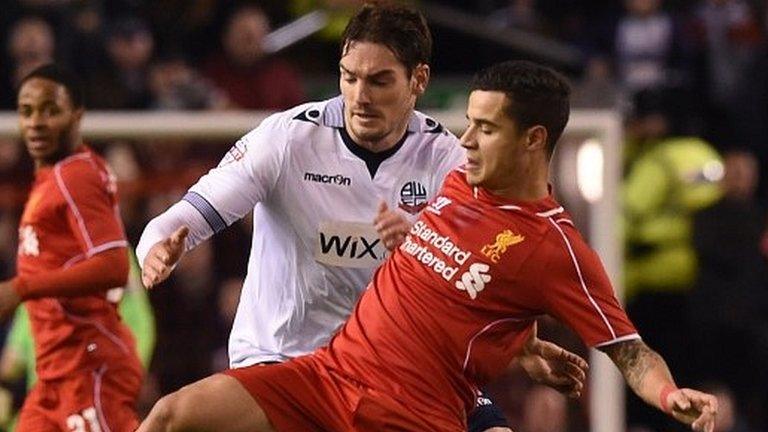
<box><xmin>460</xmin><ymin>171</ymin><xmax>563</xmax><ymax>217</ymax></box>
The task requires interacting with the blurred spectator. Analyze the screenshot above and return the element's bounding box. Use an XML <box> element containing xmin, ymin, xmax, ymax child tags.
<box><xmin>487</xmin><ymin>0</ymin><xmax>550</xmax><ymax>34</ymax></box>
<box><xmin>571</xmin><ymin>56</ymin><xmax>621</xmax><ymax>109</ymax></box>
<box><xmin>148</xmin><ymin>55</ymin><xmax>228</xmax><ymax>110</ymax></box>
<box><xmin>622</xmin><ymin>89</ymin><xmax>723</xmax><ymax>431</ymax></box>
<box><xmin>203</xmin><ymin>4</ymin><xmax>305</xmax><ymax>110</ymax></box>
<box><xmin>143</xmin><ymin>0</ymin><xmax>221</xmax><ymax>61</ymax></box>
<box><xmin>614</xmin><ymin>0</ymin><xmax>679</xmax><ymax>95</ymax></box>
<box><xmin>686</xmin><ymin>0</ymin><xmax>763</xmax><ymax>147</ymax></box>
<box><xmin>211</xmin><ymin>277</ymin><xmax>244</xmax><ymax>372</ymax></box>
<box><xmin>290</xmin><ymin>0</ymin><xmax>366</xmax><ymax>41</ymax></box>
<box><xmin>690</xmin><ymin>150</ymin><xmax>768</xmax><ymax>429</ymax></box>
<box><xmin>84</xmin><ymin>16</ymin><xmax>154</xmax><ymax>109</ymax></box>
<box><xmin>0</xmin><ymin>16</ymin><xmax>55</xmax><ymax>109</ymax></box>
<box><xmin>149</xmin><ymin>241</ymin><xmax>219</xmax><ymax>394</ymax></box>
<box><xmin>521</xmin><ymin>385</ymin><xmax>568</xmax><ymax>432</ymax></box>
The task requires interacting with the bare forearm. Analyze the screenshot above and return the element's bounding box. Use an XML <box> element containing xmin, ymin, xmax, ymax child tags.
<box><xmin>602</xmin><ymin>340</ymin><xmax>675</xmax><ymax>411</ymax></box>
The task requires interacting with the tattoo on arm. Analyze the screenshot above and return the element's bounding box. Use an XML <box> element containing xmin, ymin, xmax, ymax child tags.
<box><xmin>601</xmin><ymin>340</ymin><xmax>671</xmax><ymax>392</ymax></box>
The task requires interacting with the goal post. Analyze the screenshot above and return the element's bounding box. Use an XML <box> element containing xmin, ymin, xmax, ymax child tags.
<box><xmin>0</xmin><ymin>108</ymin><xmax>624</xmax><ymax>432</ymax></box>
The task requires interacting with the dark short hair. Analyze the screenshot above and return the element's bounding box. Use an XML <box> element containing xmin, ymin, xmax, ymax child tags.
<box><xmin>341</xmin><ymin>1</ymin><xmax>432</xmax><ymax>74</ymax></box>
<box><xmin>470</xmin><ymin>60</ymin><xmax>570</xmax><ymax>154</ymax></box>
<box><xmin>17</xmin><ymin>63</ymin><xmax>85</xmax><ymax>109</ymax></box>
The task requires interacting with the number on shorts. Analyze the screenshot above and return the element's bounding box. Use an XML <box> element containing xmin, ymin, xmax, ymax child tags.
<box><xmin>66</xmin><ymin>407</ymin><xmax>102</xmax><ymax>432</ymax></box>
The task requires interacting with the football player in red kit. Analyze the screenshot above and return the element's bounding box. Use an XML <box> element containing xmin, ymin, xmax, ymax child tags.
<box><xmin>138</xmin><ymin>60</ymin><xmax>717</xmax><ymax>432</ymax></box>
<box><xmin>0</xmin><ymin>64</ymin><xmax>142</xmax><ymax>431</ymax></box>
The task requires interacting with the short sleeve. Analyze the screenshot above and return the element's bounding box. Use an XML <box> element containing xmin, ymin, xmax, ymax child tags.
<box><xmin>186</xmin><ymin>112</ymin><xmax>289</xmax><ymax>231</ymax></box>
<box><xmin>539</xmin><ymin>222</ymin><xmax>639</xmax><ymax>348</ymax></box>
<box><xmin>55</xmin><ymin>159</ymin><xmax>127</xmax><ymax>256</ymax></box>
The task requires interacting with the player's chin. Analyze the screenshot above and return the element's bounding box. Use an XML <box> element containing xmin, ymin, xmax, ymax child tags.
<box><xmin>465</xmin><ymin>172</ymin><xmax>483</xmax><ymax>186</ymax></box>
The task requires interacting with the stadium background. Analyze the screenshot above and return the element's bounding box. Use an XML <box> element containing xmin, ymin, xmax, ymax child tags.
<box><xmin>0</xmin><ymin>0</ymin><xmax>767</xmax><ymax>431</ymax></box>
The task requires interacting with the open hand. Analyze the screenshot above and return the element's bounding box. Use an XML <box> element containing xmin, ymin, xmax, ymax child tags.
<box><xmin>518</xmin><ymin>338</ymin><xmax>588</xmax><ymax>398</ymax></box>
<box><xmin>665</xmin><ymin>388</ymin><xmax>718</xmax><ymax>432</ymax></box>
<box><xmin>373</xmin><ymin>201</ymin><xmax>411</xmax><ymax>251</ymax></box>
<box><xmin>141</xmin><ymin>226</ymin><xmax>189</xmax><ymax>288</ymax></box>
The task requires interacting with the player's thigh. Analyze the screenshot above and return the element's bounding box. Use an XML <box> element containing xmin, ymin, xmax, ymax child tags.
<box><xmin>159</xmin><ymin>373</ymin><xmax>275</xmax><ymax>432</ymax></box>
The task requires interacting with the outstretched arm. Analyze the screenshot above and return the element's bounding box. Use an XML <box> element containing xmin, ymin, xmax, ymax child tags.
<box><xmin>601</xmin><ymin>340</ymin><xmax>717</xmax><ymax>432</ymax></box>
<box><xmin>136</xmin><ymin>198</ymin><xmax>216</xmax><ymax>288</ymax></box>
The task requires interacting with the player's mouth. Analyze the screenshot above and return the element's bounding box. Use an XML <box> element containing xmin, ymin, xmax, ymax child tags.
<box><xmin>465</xmin><ymin>158</ymin><xmax>481</xmax><ymax>171</ymax></box>
<box><xmin>353</xmin><ymin>111</ymin><xmax>379</xmax><ymax>120</ymax></box>
<box><xmin>26</xmin><ymin>136</ymin><xmax>53</xmax><ymax>150</ymax></box>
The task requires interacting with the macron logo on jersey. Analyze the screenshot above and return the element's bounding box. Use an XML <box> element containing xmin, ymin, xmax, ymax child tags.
<box><xmin>304</xmin><ymin>172</ymin><xmax>352</xmax><ymax>186</ymax></box>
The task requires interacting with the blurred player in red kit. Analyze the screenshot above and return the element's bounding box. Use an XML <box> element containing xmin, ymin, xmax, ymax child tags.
<box><xmin>0</xmin><ymin>64</ymin><xmax>142</xmax><ymax>431</ymax></box>
<box><xmin>137</xmin><ymin>61</ymin><xmax>718</xmax><ymax>432</ymax></box>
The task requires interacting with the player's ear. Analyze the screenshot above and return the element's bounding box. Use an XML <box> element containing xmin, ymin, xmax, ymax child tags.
<box><xmin>411</xmin><ymin>63</ymin><xmax>430</xmax><ymax>96</ymax></box>
<box><xmin>526</xmin><ymin>125</ymin><xmax>548</xmax><ymax>152</ymax></box>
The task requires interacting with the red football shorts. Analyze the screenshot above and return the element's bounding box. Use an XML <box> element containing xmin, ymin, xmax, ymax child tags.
<box><xmin>223</xmin><ymin>355</ymin><xmax>463</xmax><ymax>432</ymax></box>
<box><xmin>16</xmin><ymin>363</ymin><xmax>142</xmax><ymax>432</ymax></box>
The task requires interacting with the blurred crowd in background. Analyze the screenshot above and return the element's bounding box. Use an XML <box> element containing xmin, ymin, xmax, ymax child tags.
<box><xmin>1</xmin><ymin>0</ymin><xmax>768</xmax><ymax>431</ymax></box>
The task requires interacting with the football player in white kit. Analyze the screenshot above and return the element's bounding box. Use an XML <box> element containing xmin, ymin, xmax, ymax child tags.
<box><xmin>137</xmin><ymin>3</ymin><xmax>586</xmax><ymax>430</ymax></box>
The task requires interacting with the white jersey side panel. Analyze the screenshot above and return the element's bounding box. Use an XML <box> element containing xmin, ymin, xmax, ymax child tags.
<box><xmin>183</xmin><ymin>97</ymin><xmax>465</xmax><ymax>366</ymax></box>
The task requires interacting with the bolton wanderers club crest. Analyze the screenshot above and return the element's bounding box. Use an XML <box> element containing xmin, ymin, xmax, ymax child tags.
<box><xmin>398</xmin><ymin>181</ymin><xmax>428</xmax><ymax>214</ymax></box>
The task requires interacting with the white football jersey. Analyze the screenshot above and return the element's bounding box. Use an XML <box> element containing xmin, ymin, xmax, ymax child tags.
<box><xmin>139</xmin><ymin>96</ymin><xmax>465</xmax><ymax>367</ymax></box>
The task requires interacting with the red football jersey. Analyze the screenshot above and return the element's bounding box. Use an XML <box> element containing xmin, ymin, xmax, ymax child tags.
<box><xmin>16</xmin><ymin>147</ymin><xmax>140</xmax><ymax>380</ymax></box>
<box><xmin>320</xmin><ymin>168</ymin><xmax>638</xmax><ymax>426</ymax></box>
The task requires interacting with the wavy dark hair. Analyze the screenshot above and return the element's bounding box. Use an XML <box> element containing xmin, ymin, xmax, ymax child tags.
<box><xmin>341</xmin><ymin>1</ymin><xmax>432</xmax><ymax>75</ymax></box>
<box><xmin>470</xmin><ymin>60</ymin><xmax>571</xmax><ymax>154</ymax></box>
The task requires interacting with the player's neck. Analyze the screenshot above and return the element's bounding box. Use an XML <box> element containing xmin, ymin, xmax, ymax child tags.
<box><xmin>348</xmin><ymin>120</ymin><xmax>409</xmax><ymax>153</ymax></box>
<box><xmin>488</xmin><ymin>162</ymin><xmax>550</xmax><ymax>202</ymax></box>
<box><xmin>33</xmin><ymin>137</ymin><xmax>83</xmax><ymax>171</ymax></box>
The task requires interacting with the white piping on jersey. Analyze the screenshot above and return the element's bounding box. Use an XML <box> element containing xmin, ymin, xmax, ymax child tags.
<box><xmin>594</xmin><ymin>333</ymin><xmax>642</xmax><ymax>348</ymax></box>
<box><xmin>87</xmin><ymin>240</ymin><xmax>128</xmax><ymax>258</ymax></box>
<box><xmin>473</xmin><ymin>187</ymin><xmax>478</xmax><ymax>199</ymax></box>
<box><xmin>61</xmin><ymin>240</ymin><xmax>127</xmax><ymax>269</ymax></box>
<box><xmin>536</xmin><ymin>207</ymin><xmax>564</xmax><ymax>217</ymax></box>
<box><xmin>63</xmin><ymin>253</ymin><xmax>86</xmax><ymax>268</ymax></box>
<box><xmin>55</xmin><ymin>157</ymin><xmax>96</xmax><ymax>251</ymax></box>
<box><xmin>462</xmin><ymin>317</ymin><xmax>530</xmax><ymax>372</ymax></box>
<box><xmin>57</xmin><ymin>301</ymin><xmax>131</xmax><ymax>355</ymax></box>
<box><xmin>497</xmin><ymin>205</ymin><xmax>522</xmax><ymax>211</ymax></box>
<box><xmin>554</xmin><ymin>218</ymin><xmax>574</xmax><ymax>226</ymax></box>
<box><xmin>93</xmin><ymin>364</ymin><xmax>111</xmax><ymax>432</ymax></box>
<box><xmin>547</xmin><ymin>217</ymin><xmax>617</xmax><ymax>339</ymax></box>
<box><xmin>322</xmin><ymin>96</ymin><xmax>422</xmax><ymax>132</ymax></box>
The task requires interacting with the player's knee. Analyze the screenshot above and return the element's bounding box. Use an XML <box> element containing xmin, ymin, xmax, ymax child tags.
<box><xmin>147</xmin><ymin>392</ymin><xmax>186</xmax><ymax>432</ymax></box>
